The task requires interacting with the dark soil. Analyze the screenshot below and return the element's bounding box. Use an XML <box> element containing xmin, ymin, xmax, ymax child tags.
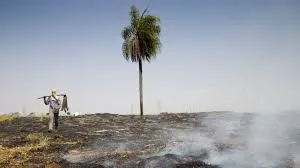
<box><xmin>0</xmin><ymin>112</ymin><xmax>298</xmax><ymax>168</ymax></box>
<box><xmin>0</xmin><ymin>112</ymin><xmax>220</xmax><ymax>168</ymax></box>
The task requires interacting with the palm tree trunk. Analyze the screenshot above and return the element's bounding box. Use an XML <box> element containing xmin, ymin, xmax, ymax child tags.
<box><xmin>138</xmin><ymin>59</ymin><xmax>144</xmax><ymax>116</ymax></box>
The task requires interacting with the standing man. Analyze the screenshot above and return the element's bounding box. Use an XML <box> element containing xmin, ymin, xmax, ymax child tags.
<box><xmin>44</xmin><ymin>89</ymin><xmax>61</xmax><ymax>132</ymax></box>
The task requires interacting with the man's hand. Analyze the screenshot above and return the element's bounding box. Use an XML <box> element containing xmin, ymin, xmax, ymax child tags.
<box><xmin>43</xmin><ymin>96</ymin><xmax>49</xmax><ymax>105</ymax></box>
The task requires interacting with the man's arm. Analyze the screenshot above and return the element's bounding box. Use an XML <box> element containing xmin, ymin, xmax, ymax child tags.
<box><xmin>44</xmin><ymin>97</ymin><xmax>50</xmax><ymax>105</ymax></box>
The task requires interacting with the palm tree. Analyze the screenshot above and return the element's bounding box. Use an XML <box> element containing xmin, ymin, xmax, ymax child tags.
<box><xmin>121</xmin><ymin>5</ymin><xmax>161</xmax><ymax>116</ymax></box>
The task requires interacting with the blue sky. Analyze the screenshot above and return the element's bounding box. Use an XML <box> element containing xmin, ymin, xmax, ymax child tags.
<box><xmin>0</xmin><ymin>0</ymin><xmax>299</xmax><ymax>114</ymax></box>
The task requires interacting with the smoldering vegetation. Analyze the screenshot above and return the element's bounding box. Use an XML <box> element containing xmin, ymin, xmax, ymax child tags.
<box><xmin>161</xmin><ymin>111</ymin><xmax>300</xmax><ymax>168</ymax></box>
<box><xmin>1</xmin><ymin>111</ymin><xmax>299</xmax><ymax>167</ymax></box>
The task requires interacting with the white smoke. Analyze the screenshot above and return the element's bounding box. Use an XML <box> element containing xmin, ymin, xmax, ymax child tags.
<box><xmin>165</xmin><ymin>111</ymin><xmax>300</xmax><ymax>168</ymax></box>
<box><xmin>211</xmin><ymin>112</ymin><xmax>297</xmax><ymax>168</ymax></box>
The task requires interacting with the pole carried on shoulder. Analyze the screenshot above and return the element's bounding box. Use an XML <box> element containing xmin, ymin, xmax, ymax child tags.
<box><xmin>37</xmin><ymin>94</ymin><xmax>66</xmax><ymax>99</ymax></box>
<box><xmin>37</xmin><ymin>94</ymin><xmax>70</xmax><ymax>115</ymax></box>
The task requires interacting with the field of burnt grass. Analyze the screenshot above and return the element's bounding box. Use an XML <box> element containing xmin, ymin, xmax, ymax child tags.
<box><xmin>0</xmin><ymin>112</ymin><xmax>224</xmax><ymax>168</ymax></box>
<box><xmin>0</xmin><ymin>112</ymin><xmax>298</xmax><ymax>168</ymax></box>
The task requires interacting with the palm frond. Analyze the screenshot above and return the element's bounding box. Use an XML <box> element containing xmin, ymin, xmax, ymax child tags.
<box><xmin>121</xmin><ymin>26</ymin><xmax>133</xmax><ymax>40</ymax></box>
<box><xmin>122</xmin><ymin>41</ymin><xmax>130</xmax><ymax>61</ymax></box>
<box><xmin>128</xmin><ymin>34</ymin><xmax>141</xmax><ymax>62</ymax></box>
<box><xmin>129</xmin><ymin>5</ymin><xmax>140</xmax><ymax>29</ymax></box>
<box><xmin>122</xmin><ymin>5</ymin><xmax>161</xmax><ymax>63</ymax></box>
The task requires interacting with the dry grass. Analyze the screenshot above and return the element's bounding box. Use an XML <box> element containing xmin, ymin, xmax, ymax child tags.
<box><xmin>37</xmin><ymin>115</ymin><xmax>47</xmax><ymax>122</ymax></box>
<box><xmin>45</xmin><ymin>162</ymin><xmax>62</xmax><ymax>168</ymax></box>
<box><xmin>0</xmin><ymin>132</ymin><xmax>79</xmax><ymax>167</ymax></box>
<box><xmin>0</xmin><ymin>113</ymin><xmax>20</xmax><ymax>122</ymax></box>
<box><xmin>0</xmin><ymin>133</ymin><xmax>49</xmax><ymax>167</ymax></box>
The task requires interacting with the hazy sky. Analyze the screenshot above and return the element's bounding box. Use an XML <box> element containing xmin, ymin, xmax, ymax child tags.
<box><xmin>0</xmin><ymin>0</ymin><xmax>299</xmax><ymax>114</ymax></box>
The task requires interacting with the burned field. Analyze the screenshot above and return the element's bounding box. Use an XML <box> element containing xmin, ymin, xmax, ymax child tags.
<box><xmin>0</xmin><ymin>112</ymin><xmax>299</xmax><ymax>168</ymax></box>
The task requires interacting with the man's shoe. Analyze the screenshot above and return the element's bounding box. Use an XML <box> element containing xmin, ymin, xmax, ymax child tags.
<box><xmin>48</xmin><ymin>130</ymin><xmax>53</xmax><ymax>133</ymax></box>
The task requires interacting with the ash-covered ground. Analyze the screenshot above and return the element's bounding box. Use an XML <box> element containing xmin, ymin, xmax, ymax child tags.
<box><xmin>1</xmin><ymin>111</ymin><xmax>299</xmax><ymax>168</ymax></box>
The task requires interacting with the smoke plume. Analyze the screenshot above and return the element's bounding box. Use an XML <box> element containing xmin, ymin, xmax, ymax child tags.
<box><xmin>164</xmin><ymin>111</ymin><xmax>300</xmax><ymax>168</ymax></box>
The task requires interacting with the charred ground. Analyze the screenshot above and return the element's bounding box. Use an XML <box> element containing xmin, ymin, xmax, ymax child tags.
<box><xmin>0</xmin><ymin>112</ymin><xmax>297</xmax><ymax>168</ymax></box>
